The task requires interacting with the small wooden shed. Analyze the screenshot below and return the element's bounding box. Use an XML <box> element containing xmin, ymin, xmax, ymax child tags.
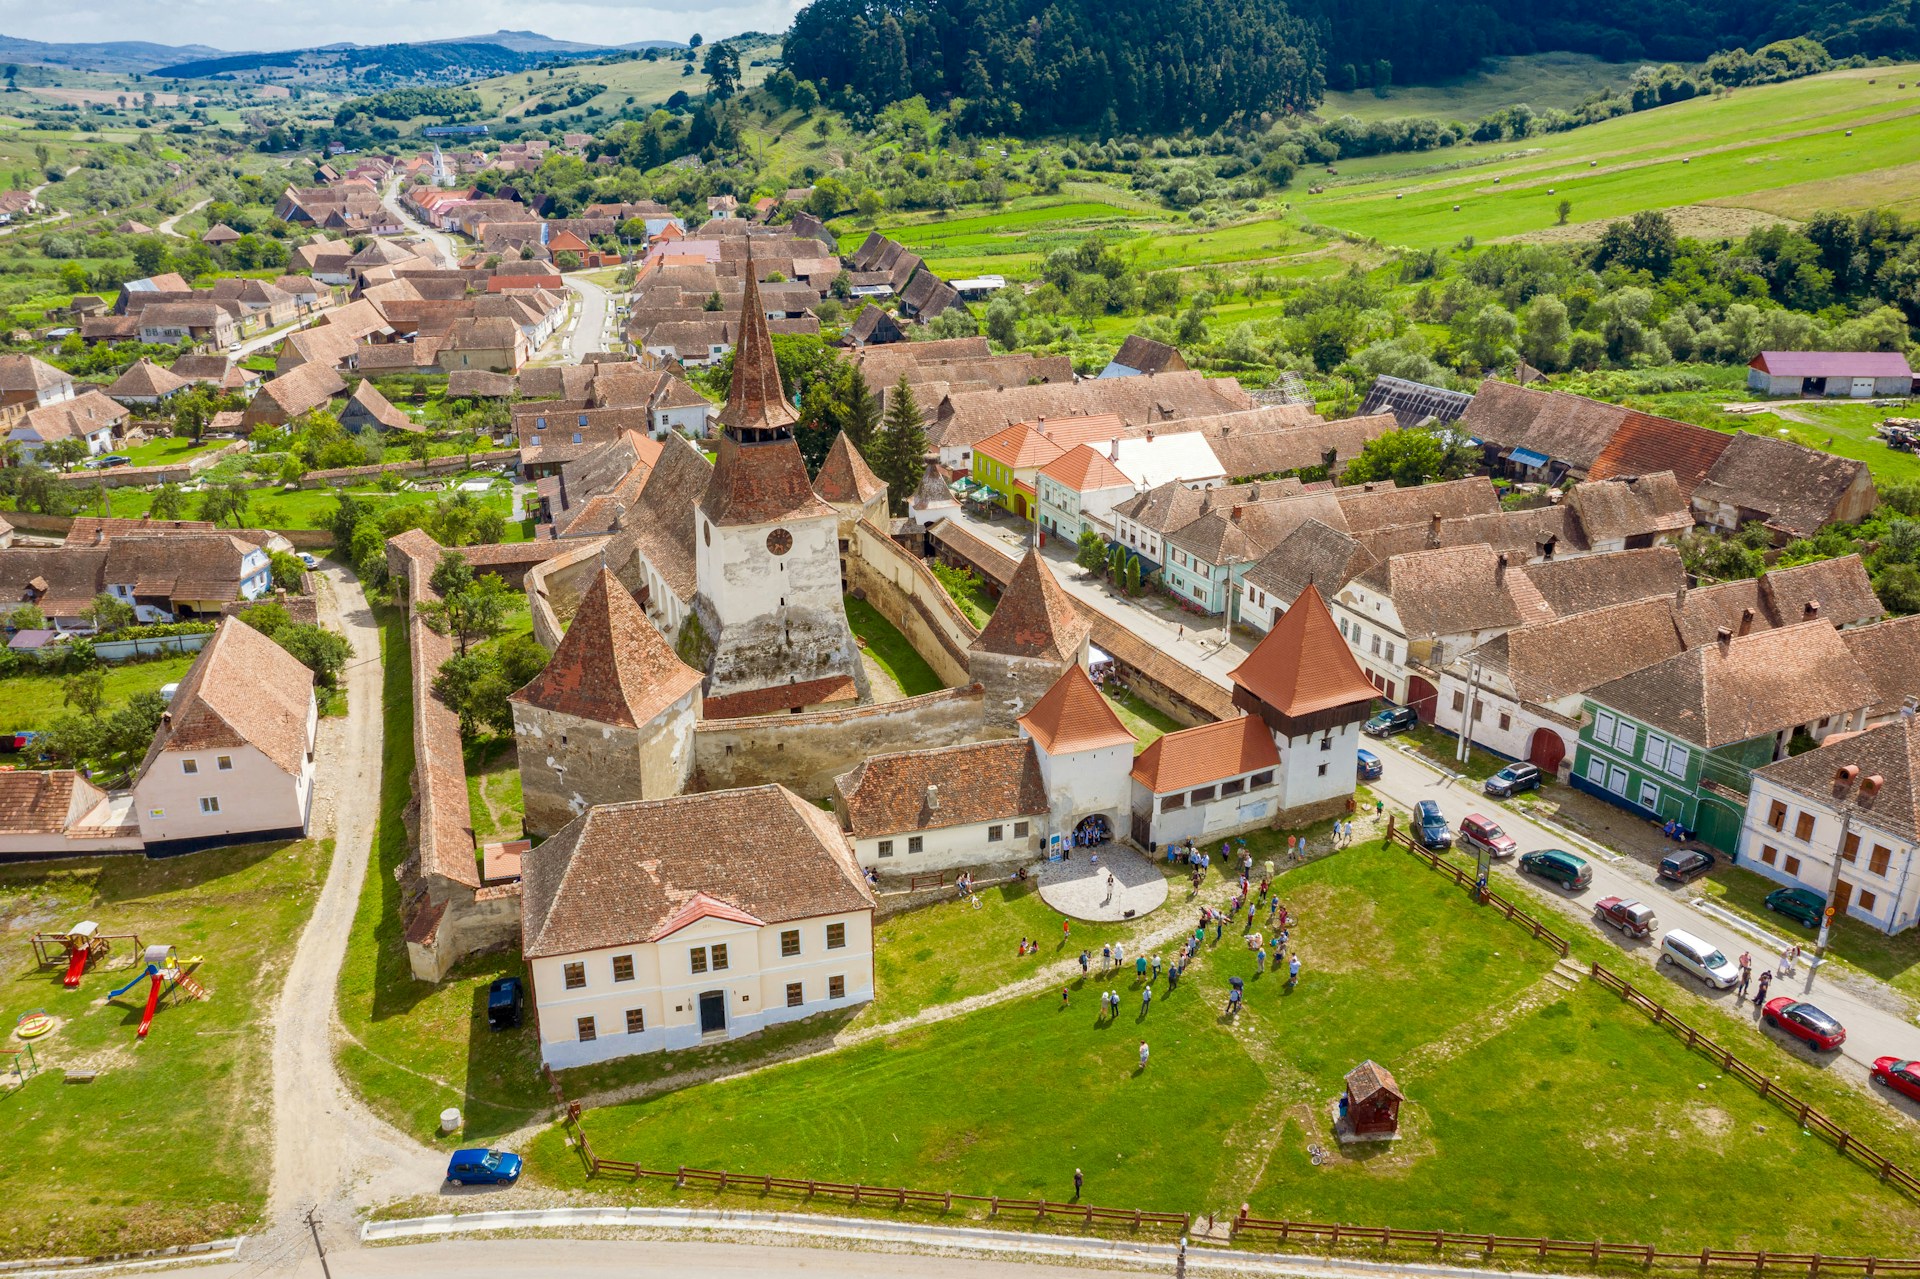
<box><xmin>1343</xmin><ymin>1060</ymin><xmax>1403</xmax><ymax>1136</ymax></box>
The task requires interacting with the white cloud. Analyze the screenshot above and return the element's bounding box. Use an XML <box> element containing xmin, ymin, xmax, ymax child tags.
<box><xmin>6</xmin><ymin>0</ymin><xmax>807</xmax><ymax>52</ymax></box>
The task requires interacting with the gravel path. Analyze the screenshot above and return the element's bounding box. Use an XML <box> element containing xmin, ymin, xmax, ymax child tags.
<box><xmin>238</xmin><ymin>568</ymin><xmax>444</xmax><ymax>1274</ymax></box>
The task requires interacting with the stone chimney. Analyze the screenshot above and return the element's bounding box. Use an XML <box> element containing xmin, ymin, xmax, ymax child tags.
<box><xmin>1737</xmin><ymin>606</ymin><xmax>1755</xmax><ymax>636</ymax></box>
<box><xmin>1494</xmin><ymin>552</ymin><xmax>1508</xmax><ymax>586</ymax></box>
<box><xmin>1716</xmin><ymin>626</ymin><xmax>1733</xmax><ymax>648</ymax></box>
<box><xmin>1230</xmin><ymin>505</ymin><xmax>1243</xmax><ymax>523</ymax></box>
<box><xmin>1804</xmin><ymin>600</ymin><xmax>1821</xmax><ymax>620</ymax></box>
<box><xmin>925</xmin><ymin>784</ymin><xmax>940</xmax><ymax>812</ymax></box>
<box><xmin>1249</xmin><ymin>482</ymin><xmax>1261</xmax><ymax>501</ymax></box>
<box><xmin>1428</xmin><ymin>513</ymin><xmax>1442</xmax><ymax>545</ymax></box>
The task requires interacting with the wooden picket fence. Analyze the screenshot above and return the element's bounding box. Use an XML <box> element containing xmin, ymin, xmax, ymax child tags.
<box><xmin>1588</xmin><ymin>963</ymin><xmax>1920</xmax><ymax>1200</ymax></box>
<box><xmin>1383</xmin><ymin>816</ymin><xmax>1571</xmax><ymax>956</ymax></box>
<box><xmin>1230</xmin><ymin>1211</ymin><xmax>1920</xmax><ymax>1276</ymax></box>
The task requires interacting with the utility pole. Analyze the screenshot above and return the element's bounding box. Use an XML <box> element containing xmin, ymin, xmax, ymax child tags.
<box><xmin>1815</xmin><ymin>765</ymin><xmax>1869</xmax><ymax>967</ymax></box>
<box><xmin>305</xmin><ymin>1206</ymin><xmax>332</xmax><ymax>1279</ymax></box>
<box><xmin>1456</xmin><ymin>659</ymin><xmax>1482</xmax><ymax>766</ymax></box>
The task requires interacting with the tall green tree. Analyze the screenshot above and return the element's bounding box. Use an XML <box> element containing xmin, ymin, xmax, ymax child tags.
<box><xmin>420</xmin><ymin>552</ymin><xmax>514</xmax><ymax>656</ymax></box>
<box><xmin>874</xmin><ymin>376</ymin><xmax>928</xmax><ymax>517</ymax></box>
<box><xmin>197</xmin><ymin>478</ymin><xmax>252</xmax><ymax>528</ymax></box>
<box><xmin>843</xmin><ymin>366</ymin><xmax>880</xmax><ymax>453</ymax></box>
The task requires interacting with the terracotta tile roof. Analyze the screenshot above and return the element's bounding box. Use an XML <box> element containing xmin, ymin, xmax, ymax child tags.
<box><xmin>1129</xmin><ymin>715</ymin><xmax>1277</xmax><ymax>793</ymax></box>
<box><xmin>1564</xmin><ymin>472</ymin><xmax>1693</xmax><ymax>542</ymax></box>
<box><xmin>66</xmin><ymin>516</ymin><xmax>216</xmax><ymax>546</ymax></box>
<box><xmin>716</xmin><ymin>264</ymin><xmax>796</xmax><ymax>433</ymax></box>
<box><xmin>1518</xmin><ymin>547</ymin><xmax>1686</xmax><ymax>619</ymax></box>
<box><xmin>105</xmin><ymin>357</ymin><xmax>190</xmax><ymax>400</ymax></box>
<box><xmin>1346</xmin><ymin>1060</ymin><xmax>1401</xmax><ymax>1101</ymax></box>
<box><xmin>1334</xmin><ymin>476</ymin><xmax>1501</xmax><ymax>534</ymax></box>
<box><xmin>1207</xmin><ymin>413</ymin><xmax>1392</xmax><ymax>481</ymax></box>
<box><xmin>1040</xmin><ymin>443</ymin><xmax>1133</xmax><ymax>493</ymax></box>
<box><xmin>18</xmin><ymin>390</ymin><xmax>127</xmax><ymax>444</ymax></box>
<box><xmin>1230</xmin><ymin>584</ymin><xmax>1377</xmax><ymax>717</ymax></box>
<box><xmin>1692</xmin><ymin>432</ymin><xmax>1874</xmax><ymax>539</ymax></box>
<box><xmin>0</xmin><ymin>354</ymin><xmax>71</xmax><ymax>394</ymax></box>
<box><xmin>104</xmin><ymin>533</ymin><xmax>265</xmax><ymax>603</ymax></box>
<box><xmin>1110</xmin><ymin>335</ymin><xmax>1187</xmax><ymax>375</ymax></box>
<box><xmin>511</xmin><ymin>567</ymin><xmax>702</xmax><ymax>728</ymax></box>
<box><xmin>1587</xmin><ymin>412</ymin><xmax>1731</xmax><ymax>495</ymax></box>
<box><xmin>929</xmin><ymin>372</ymin><xmax>1251</xmax><ymax>451</ymax></box>
<box><xmin>701</xmin><ymin>675</ymin><xmax>859</xmax><ymax>720</ymax></box>
<box><xmin>1168</xmin><ymin>492</ymin><xmax>1346</xmax><ymax>567</ymax></box>
<box><xmin>972</xmin><ymin>549</ymin><xmax>1091</xmax><ymax>663</ymax></box>
<box><xmin>835</xmin><ymin>739</ymin><xmax>1047</xmax><ymax>837</ymax></box>
<box><xmin>520</xmin><ymin>784</ymin><xmax>875</xmax><ymax>959</ymax></box>
<box><xmin>138</xmin><ymin>616</ymin><xmax>314</xmax><ymax>777</ymax></box>
<box><xmin>1589</xmin><ymin>619</ymin><xmax>1876</xmax><ymax>748</ymax></box>
<box><xmin>0</xmin><ymin>769</ymin><xmax>98</xmax><ymax>834</ymax></box>
<box><xmin>1839</xmin><ymin>614</ymin><xmax>1920</xmax><ymax>719</ymax></box>
<box><xmin>1244</xmin><ymin>519</ymin><xmax>1374</xmax><ymax>611</ymax></box>
<box><xmin>0</xmin><ymin>546</ymin><xmax>105</xmax><ymax>616</ymax></box>
<box><xmin>1472</xmin><ymin>596</ymin><xmax>1686</xmax><ymax>703</ymax></box>
<box><xmin>1360</xmin><ymin>505</ymin><xmax>1590</xmax><ymax>564</ymax></box>
<box><xmin>1757</xmin><ymin>554</ymin><xmax>1883</xmax><ymax>631</ymax></box>
<box><xmin>449</xmin><ymin>370</ymin><xmax>514</xmax><ymax>398</ymax></box>
<box><xmin>976</xmin><ymin>421</ymin><xmax>1069</xmax><ymax>471</ymax></box>
<box><xmin>343</xmin><ymin>379</ymin><xmax>415</xmax><ymax>431</ymax></box>
<box><xmin>248</xmin><ymin>361</ymin><xmax>346</xmax><ymax>422</ymax></box>
<box><xmin>1459</xmin><ymin>378</ymin><xmax>1627</xmax><ymax>470</ymax></box>
<box><xmin>614</xmin><ymin>433</ymin><xmax>712</xmax><ymax>603</ymax></box>
<box><xmin>813</xmin><ymin>431</ymin><xmax>887</xmax><ymax>505</ymax></box>
<box><xmin>1018</xmin><ymin>664</ymin><xmax>1135</xmax><ymax>755</ymax></box>
<box><xmin>1355</xmin><ymin>545</ymin><xmax>1526</xmax><ymax>638</ymax></box>
<box><xmin>1754</xmin><ymin>714</ymin><xmax>1920</xmax><ymax>845</ymax></box>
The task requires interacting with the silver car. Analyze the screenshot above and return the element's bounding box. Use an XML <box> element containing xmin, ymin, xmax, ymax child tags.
<box><xmin>1659</xmin><ymin>929</ymin><xmax>1739</xmax><ymax>989</ymax></box>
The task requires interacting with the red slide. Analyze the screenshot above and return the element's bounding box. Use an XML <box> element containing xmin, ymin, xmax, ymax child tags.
<box><xmin>63</xmin><ymin>947</ymin><xmax>88</xmax><ymax>988</ymax></box>
<box><xmin>136</xmin><ymin>976</ymin><xmax>163</xmax><ymax>1039</ymax></box>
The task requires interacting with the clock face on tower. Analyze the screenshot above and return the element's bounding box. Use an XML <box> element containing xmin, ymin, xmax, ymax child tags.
<box><xmin>766</xmin><ymin>528</ymin><xmax>793</xmax><ymax>555</ymax></box>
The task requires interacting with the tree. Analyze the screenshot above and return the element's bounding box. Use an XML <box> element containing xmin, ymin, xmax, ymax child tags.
<box><xmin>6</xmin><ymin>603</ymin><xmax>46</xmax><ymax>631</ymax></box>
<box><xmin>269</xmin><ymin>550</ymin><xmax>307</xmax><ymax>592</ymax></box>
<box><xmin>39</xmin><ymin>438</ymin><xmax>89</xmax><ymax>472</ymax></box>
<box><xmin>62</xmin><ymin>666</ymin><xmax>106</xmax><ymax>717</ymax></box>
<box><xmin>1518</xmin><ymin>295</ymin><xmax>1571</xmax><ymax>372</ymax></box>
<box><xmin>198</xmin><ymin>479</ymin><xmax>252</xmax><ymax>527</ymax></box>
<box><xmin>873</xmin><ymin>376</ymin><xmax>928</xmax><ymax>517</ymax></box>
<box><xmin>1555</xmin><ymin>198</ymin><xmax>1573</xmax><ymax>226</ymax></box>
<box><xmin>240</xmin><ymin>604</ymin><xmax>353</xmax><ymax>686</ymax></box>
<box><xmin>1463</xmin><ymin>303</ymin><xmax>1518</xmax><ymax>371</ymax></box>
<box><xmin>431</xmin><ymin>634</ymin><xmax>548</xmax><ymax>740</ymax></box>
<box><xmin>1341</xmin><ymin>423</ymin><xmax>1480</xmax><ymax>488</ymax></box>
<box><xmin>1593</xmin><ymin>210</ymin><xmax>1677</xmax><ymax>276</ymax></box>
<box><xmin>1074</xmin><ymin>528</ymin><xmax>1109</xmax><ymax>574</ymax></box>
<box><xmin>419</xmin><ymin>552</ymin><xmax>514</xmax><ymax>656</ymax></box>
<box><xmin>1124</xmin><ymin>555</ymin><xmax>1141</xmax><ymax>597</ymax></box>
<box><xmin>702</xmin><ymin>42</ymin><xmax>740</xmax><ymax>99</ymax></box>
<box><xmin>149</xmin><ymin>481</ymin><xmax>188</xmax><ymax>520</ymax></box>
<box><xmin>82</xmin><ymin>592</ymin><xmax>135</xmax><ymax>635</ymax></box>
<box><xmin>842</xmin><ymin>366</ymin><xmax>880</xmax><ymax>452</ymax></box>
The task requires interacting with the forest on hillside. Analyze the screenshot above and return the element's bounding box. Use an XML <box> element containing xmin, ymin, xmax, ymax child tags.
<box><xmin>783</xmin><ymin>0</ymin><xmax>1920</xmax><ymax>131</ymax></box>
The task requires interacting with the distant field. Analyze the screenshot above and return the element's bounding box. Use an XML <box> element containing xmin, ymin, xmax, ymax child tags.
<box><xmin>1319</xmin><ymin>53</ymin><xmax>1638</xmax><ymax>124</ymax></box>
<box><xmin>454</xmin><ymin>37</ymin><xmax>780</xmax><ymax>126</ymax></box>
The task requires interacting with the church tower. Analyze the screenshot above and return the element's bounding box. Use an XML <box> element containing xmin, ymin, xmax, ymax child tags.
<box><xmin>692</xmin><ymin>261</ymin><xmax>867</xmax><ymax>718</ymax></box>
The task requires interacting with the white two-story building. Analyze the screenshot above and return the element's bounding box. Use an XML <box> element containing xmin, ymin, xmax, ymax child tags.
<box><xmin>520</xmin><ymin>785</ymin><xmax>877</xmax><ymax>1069</ymax></box>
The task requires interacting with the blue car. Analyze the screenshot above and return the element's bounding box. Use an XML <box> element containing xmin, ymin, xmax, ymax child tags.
<box><xmin>1414</xmin><ymin>799</ymin><xmax>1452</xmax><ymax>849</ymax></box>
<box><xmin>446</xmin><ymin>1148</ymin><xmax>522</xmax><ymax>1186</ymax></box>
<box><xmin>1356</xmin><ymin>748</ymin><xmax>1383</xmax><ymax>780</ymax></box>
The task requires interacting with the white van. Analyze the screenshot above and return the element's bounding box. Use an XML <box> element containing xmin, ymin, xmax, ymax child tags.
<box><xmin>1659</xmin><ymin>929</ymin><xmax>1739</xmax><ymax>989</ymax></box>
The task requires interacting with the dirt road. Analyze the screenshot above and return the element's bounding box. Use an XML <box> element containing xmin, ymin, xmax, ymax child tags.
<box><xmin>240</xmin><ymin>567</ymin><xmax>441</xmax><ymax>1275</ymax></box>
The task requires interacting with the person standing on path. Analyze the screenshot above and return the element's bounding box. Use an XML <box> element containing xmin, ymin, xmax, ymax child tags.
<box><xmin>1139</xmin><ymin>1040</ymin><xmax>1150</xmax><ymax>1069</ymax></box>
<box><xmin>1737</xmin><ymin>958</ymin><xmax>1751</xmax><ymax>999</ymax></box>
<box><xmin>1080</xmin><ymin>950</ymin><xmax>1090</xmax><ymax>974</ymax></box>
<box><xmin>1754</xmin><ymin>970</ymin><xmax>1772</xmax><ymax>1007</ymax></box>
<box><xmin>1074</xmin><ymin>1168</ymin><xmax>1084</xmax><ymax>1201</ymax></box>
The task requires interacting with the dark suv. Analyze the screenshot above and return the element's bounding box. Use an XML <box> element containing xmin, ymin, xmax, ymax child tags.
<box><xmin>1484</xmin><ymin>763</ymin><xmax>1541</xmax><ymax>798</ymax></box>
<box><xmin>1765</xmin><ymin>886</ymin><xmax>1826</xmax><ymax>928</ymax></box>
<box><xmin>1657</xmin><ymin>847</ymin><xmax>1714</xmax><ymax>884</ymax></box>
<box><xmin>1414</xmin><ymin>799</ymin><xmax>1451</xmax><ymax>849</ymax></box>
<box><xmin>1364</xmin><ymin>706</ymin><xmax>1418</xmax><ymax>738</ymax></box>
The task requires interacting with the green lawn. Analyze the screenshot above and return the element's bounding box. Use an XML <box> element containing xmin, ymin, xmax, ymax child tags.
<box><xmin>522</xmin><ymin>839</ymin><xmax>1920</xmax><ymax>1255</ymax></box>
<box><xmin>931</xmin><ymin>563</ymin><xmax>996</xmax><ymax>628</ymax></box>
<box><xmin>63</xmin><ymin>483</ymin><xmax>525</xmax><ymax>542</ymax></box>
<box><xmin>119</xmin><ymin>436</ymin><xmax>228</xmax><ymax>467</ymax></box>
<box><xmin>1102</xmin><ymin>687</ymin><xmax>1183</xmax><ymax>754</ymax></box>
<box><xmin>463</xmin><ymin>736</ymin><xmax>524</xmax><ymax>844</ymax></box>
<box><xmin>845</xmin><ymin>594</ymin><xmax>945</xmax><ymax>697</ymax></box>
<box><xmin>0</xmin><ymin>838</ymin><xmax>329</xmax><ymax>1259</ymax></box>
<box><xmin>0</xmin><ymin>653</ymin><xmax>196</xmax><ymax>733</ymax></box>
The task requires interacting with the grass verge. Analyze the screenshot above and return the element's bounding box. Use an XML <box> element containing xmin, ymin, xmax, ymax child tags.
<box><xmin>845</xmin><ymin>594</ymin><xmax>945</xmax><ymax>697</ymax></box>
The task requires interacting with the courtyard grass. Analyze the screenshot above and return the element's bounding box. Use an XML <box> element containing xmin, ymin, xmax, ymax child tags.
<box><xmin>463</xmin><ymin>736</ymin><xmax>524</xmax><ymax>844</ymax></box>
<box><xmin>931</xmin><ymin>563</ymin><xmax>996</xmax><ymax>628</ymax></box>
<box><xmin>0</xmin><ymin>838</ymin><xmax>329</xmax><ymax>1260</ymax></box>
<box><xmin>59</xmin><ymin>482</ymin><xmax>524</xmax><ymax>541</ymax></box>
<box><xmin>524</xmin><ymin>840</ymin><xmax>1557</xmax><ymax>1208</ymax></box>
<box><xmin>845</xmin><ymin>594</ymin><xmax>945</xmax><ymax>697</ymax></box>
<box><xmin>0</xmin><ymin>652</ymin><xmax>196</xmax><ymax>733</ymax></box>
<box><xmin>118</xmin><ymin>435</ymin><xmax>227</xmax><ymax>467</ymax></box>
<box><xmin>1101</xmin><ymin>686</ymin><xmax>1183</xmax><ymax>753</ymax></box>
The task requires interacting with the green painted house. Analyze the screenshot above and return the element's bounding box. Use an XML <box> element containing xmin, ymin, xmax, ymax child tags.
<box><xmin>1571</xmin><ymin>620</ymin><xmax>1878</xmax><ymax>853</ymax></box>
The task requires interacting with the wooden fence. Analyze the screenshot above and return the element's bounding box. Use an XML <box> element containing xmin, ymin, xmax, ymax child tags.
<box><xmin>1588</xmin><ymin>962</ymin><xmax>1920</xmax><ymax>1200</ymax></box>
<box><xmin>1383</xmin><ymin>817</ymin><xmax>1571</xmax><ymax>957</ymax></box>
<box><xmin>560</xmin><ymin>1103</ymin><xmax>1188</xmax><ymax>1233</ymax></box>
<box><xmin>1230</xmin><ymin>1211</ymin><xmax>1920</xmax><ymax>1276</ymax></box>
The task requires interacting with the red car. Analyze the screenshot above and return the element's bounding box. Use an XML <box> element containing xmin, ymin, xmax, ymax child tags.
<box><xmin>1762</xmin><ymin>997</ymin><xmax>1847</xmax><ymax>1051</ymax></box>
<box><xmin>1872</xmin><ymin>1057</ymin><xmax>1920</xmax><ymax>1102</ymax></box>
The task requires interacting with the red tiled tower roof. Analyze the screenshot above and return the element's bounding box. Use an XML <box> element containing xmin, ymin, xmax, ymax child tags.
<box><xmin>717</xmin><ymin>258</ymin><xmax>796</xmax><ymax>436</ymax></box>
<box><xmin>509</xmin><ymin>567</ymin><xmax>703</xmax><ymax>728</ymax></box>
<box><xmin>1228</xmin><ymin>583</ymin><xmax>1376</xmax><ymax>717</ymax></box>
<box><xmin>1019</xmin><ymin>664</ymin><xmax>1134</xmax><ymax>755</ymax></box>
<box><xmin>970</xmin><ymin>549</ymin><xmax>1090</xmax><ymax>663</ymax></box>
<box><xmin>813</xmin><ymin>430</ymin><xmax>887</xmax><ymax>505</ymax></box>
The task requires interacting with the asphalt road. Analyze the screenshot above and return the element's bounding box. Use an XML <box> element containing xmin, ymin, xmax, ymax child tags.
<box><xmin>563</xmin><ymin>272</ymin><xmax>616</xmax><ymax>361</ymax></box>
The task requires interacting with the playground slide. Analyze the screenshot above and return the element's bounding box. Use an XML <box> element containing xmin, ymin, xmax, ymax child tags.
<box><xmin>136</xmin><ymin>976</ymin><xmax>162</xmax><ymax>1039</ymax></box>
<box><xmin>62</xmin><ymin>948</ymin><xmax>87</xmax><ymax>988</ymax></box>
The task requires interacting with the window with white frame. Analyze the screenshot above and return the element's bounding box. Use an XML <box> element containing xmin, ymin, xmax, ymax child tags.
<box><xmin>1612</xmin><ymin>718</ymin><xmax>1636</xmax><ymax>753</ymax></box>
<box><xmin>1644</xmin><ymin>733</ymin><xmax>1667</xmax><ymax>768</ymax></box>
<box><xmin>1665</xmin><ymin>742</ymin><xmax>1690</xmax><ymax>777</ymax></box>
<box><xmin>1638</xmin><ymin>780</ymin><xmax>1661</xmax><ymax>811</ymax></box>
<box><xmin>1593</xmin><ymin>710</ymin><xmax>1616</xmax><ymax>744</ymax></box>
<box><xmin>199</xmin><ymin>796</ymin><xmax>220</xmax><ymax>813</ymax></box>
<box><xmin>1608</xmin><ymin>765</ymin><xmax>1629</xmax><ymax>795</ymax></box>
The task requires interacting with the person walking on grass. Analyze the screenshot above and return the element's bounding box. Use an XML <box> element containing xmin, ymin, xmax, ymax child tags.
<box><xmin>1139</xmin><ymin>1040</ymin><xmax>1150</xmax><ymax>1069</ymax></box>
<box><xmin>1152</xmin><ymin>955</ymin><xmax>1162</xmax><ymax>981</ymax></box>
<box><xmin>1142</xmin><ymin>984</ymin><xmax>1152</xmax><ymax>1013</ymax></box>
<box><xmin>1287</xmin><ymin>951</ymin><xmax>1302</xmax><ymax>989</ymax></box>
<box><xmin>1080</xmin><ymin>950</ymin><xmax>1090</xmax><ymax>975</ymax></box>
<box><xmin>1074</xmin><ymin>1168</ymin><xmax>1083</xmax><ymax>1201</ymax></box>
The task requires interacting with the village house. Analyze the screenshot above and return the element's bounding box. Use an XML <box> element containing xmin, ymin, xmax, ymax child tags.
<box><xmin>0</xmin><ymin>770</ymin><xmax>142</xmax><ymax>858</ymax></box>
<box><xmin>833</xmin><ymin>739</ymin><xmax>1048</xmax><ymax>872</ymax></box>
<box><xmin>519</xmin><ymin>785</ymin><xmax>876</xmax><ymax>1068</ymax></box>
<box><xmin>8</xmin><ymin>390</ymin><xmax>128</xmax><ymax>460</ymax></box>
<box><xmin>0</xmin><ymin>353</ymin><xmax>77</xmax><ymax>428</ymax></box>
<box><xmin>243</xmin><ymin>362</ymin><xmax>347</xmax><ymax>427</ymax></box>
<box><xmin>1100</xmin><ymin>334</ymin><xmax>1188</xmax><ymax>380</ymax></box>
<box><xmin>1574</xmin><ymin>619</ymin><xmax>1880</xmax><ymax>852</ymax></box>
<box><xmin>1739</xmin><ymin>710</ymin><xmax>1920</xmax><ymax>935</ymax></box>
<box><xmin>131</xmin><ymin>616</ymin><xmax>318</xmax><ymax>853</ymax></box>
<box><xmin>104</xmin><ymin>357</ymin><xmax>192</xmax><ymax>404</ymax></box>
<box><xmin>1689</xmin><ymin>432</ymin><xmax>1877</xmax><ymax>540</ymax></box>
<box><xmin>436</xmin><ymin>316</ymin><xmax>528</xmax><ymax>373</ymax></box>
<box><xmin>1035</xmin><ymin>444</ymin><xmax>1136</xmax><ymax>545</ymax></box>
<box><xmin>136</xmin><ymin>302</ymin><xmax>237</xmax><ymax>349</ymax></box>
<box><xmin>970</xmin><ymin>414</ymin><xmax>1125</xmax><ymax>520</ymax></box>
<box><xmin>1239</xmin><ymin>519</ymin><xmax>1375</xmax><ymax>634</ymax></box>
<box><xmin>1128</xmin><ymin>715</ymin><xmax>1281</xmax><ymax>848</ymax></box>
<box><xmin>338</xmin><ymin>380</ymin><xmax>418</xmax><ymax>433</ymax></box>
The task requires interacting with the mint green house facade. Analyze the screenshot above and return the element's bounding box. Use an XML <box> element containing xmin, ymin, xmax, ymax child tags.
<box><xmin>1569</xmin><ymin>702</ymin><xmax>1775</xmax><ymax>853</ymax></box>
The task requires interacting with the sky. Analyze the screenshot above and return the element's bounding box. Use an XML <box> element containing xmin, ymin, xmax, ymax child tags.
<box><xmin>2</xmin><ymin>0</ymin><xmax>804</xmax><ymax>52</ymax></box>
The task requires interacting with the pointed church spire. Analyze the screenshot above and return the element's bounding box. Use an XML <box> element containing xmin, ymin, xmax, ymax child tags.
<box><xmin>717</xmin><ymin>246</ymin><xmax>797</xmax><ymax>439</ymax></box>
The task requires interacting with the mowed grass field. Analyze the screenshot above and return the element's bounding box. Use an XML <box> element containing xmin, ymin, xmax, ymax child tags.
<box><xmin>1319</xmin><ymin>53</ymin><xmax>1640</xmax><ymax>123</ymax></box>
<box><xmin>0</xmin><ymin>840</ymin><xmax>328</xmax><ymax>1259</ymax></box>
<box><xmin>523</xmin><ymin>840</ymin><xmax>1920</xmax><ymax>1254</ymax></box>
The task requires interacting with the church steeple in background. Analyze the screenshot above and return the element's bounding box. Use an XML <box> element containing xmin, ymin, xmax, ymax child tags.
<box><xmin>716</xmin><ymin>250</ymin><xmax>798</xmax><ymax>442</ymax></box>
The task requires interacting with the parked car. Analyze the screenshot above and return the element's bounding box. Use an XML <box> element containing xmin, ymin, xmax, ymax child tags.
<box><xmin>1356</xmin><ymin>748</ymin><xmax>1383</xmax><ymax>780</ymax></box>
<box><xmin>298</xmin><ymin>552</ymin><xmax>320</xmax><ymax>570</ymax></box>
<box><xmin>1594</xmin><ymin>896</ymin><xmax>1657</xmax><ymax>939</ymax></box>
<box><xmin>1659</xmin><ymin>929</ymin><xmax>1740</xmax><ymax>989</ymax></box>
<box><xmin>1457</xmin><ymin>813</ymin><xmax>1517</xmax><ymax>859</ymax></box>
<box><xmin>1762</xmin><ymin>997</ymin><xmax>1846</xmax><ymax>1051</ymax></box>
<box><xmin>487</xmin><ymin>976</ymin><xmax>523</xmax><ymax>1031</ymax></box>
<box><xmin>1413</xmin><ymin>799</ymin><xmax>1451</xmax><ymax>849</ymax></box>
<box><xmin>1484</xmin><ymin>762</ymin><xmax>1541</xmax><ymax>798</ymax></box>
<box><xmin>1657</xmin><ymin>847</ymin><xmax>1715</xmax><ymax>884</ymax></box>
<box><xmin>1765</xmin><ymin>886</ymin><xmax>1826</xmax><ymax>929</ymax></box>
<box><xmin>445</xmin><ymin>1148</ymin><xmax>522</xmax><ymax>1186</ymax></box>
<box><xmin>1519</xmin><ymin>848</ymin><xmax>1591</xmax><ymax>889</ymax></box>
<box><xmin>1364</xmin><ymin>706</ymin><xmax>1418</xmax><ymax>738</ymax></box>
<box><xmin>1871</xmin><ymin>1057</ymin><xmax>1920</xmax><ymax>1103</ymax></box>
